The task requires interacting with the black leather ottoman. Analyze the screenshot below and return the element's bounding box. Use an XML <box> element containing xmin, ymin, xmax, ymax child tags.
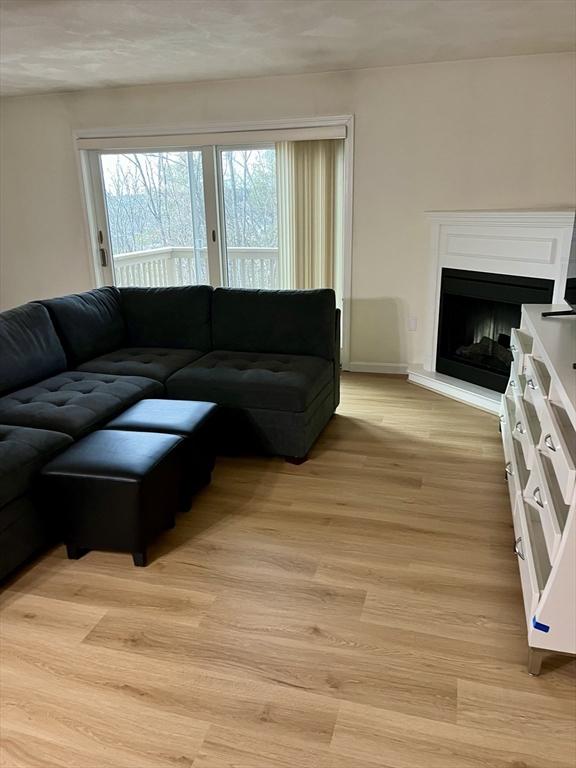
<box><xmin>104</xmin><ymin>399</ymin><xmax>218</xmax><ymax>507</ymax></box>
<box><xmin>41</xmin><ymin>430</ymin><xmax>184</xmax><ymax>566</ymax></box>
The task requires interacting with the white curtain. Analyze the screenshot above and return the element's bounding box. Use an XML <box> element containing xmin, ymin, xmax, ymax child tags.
<box><xmin>276</xmin><ymin>139</ymin><xmax>344</xmax><ymax>291</ymax></box>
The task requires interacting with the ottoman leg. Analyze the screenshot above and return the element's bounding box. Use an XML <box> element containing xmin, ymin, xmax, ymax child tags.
<box><xmin>180</xmin><ymin>471</ymin><xmax>212</xmax><ymax>511</ymax></box>
<box><xmin>285</xmin><ymin>456</ymin><xmax>308</xmax><ymax>465</ymax></box>
<box><xmin>132</xmin><ymin>550</ymin><xmax>148</xmax><ymax>567</ymax></box>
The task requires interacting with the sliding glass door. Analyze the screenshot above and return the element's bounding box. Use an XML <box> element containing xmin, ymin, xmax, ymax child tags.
<box><xmin>93</xmin><ymin>144</ymin><xmax>280</xmax><ymax>291</ymax></box>
<box><xmin>219</xmin><ymin>147</ymin><xmax>278</xmax><ymax>289</ymax></box>
<box><xmin>98</xmin><ymin>150</ymin><xmax>209</xmax><ymax>287</ymax></box>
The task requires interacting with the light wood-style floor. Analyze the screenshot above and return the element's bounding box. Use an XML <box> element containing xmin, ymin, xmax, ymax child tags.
<box><xmin>1</xmin><ymin>374</ymin><xmax>575</xmax><ymax>768</ymax></box>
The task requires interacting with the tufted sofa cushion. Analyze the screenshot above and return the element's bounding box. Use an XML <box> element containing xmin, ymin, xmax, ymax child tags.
<box><xmin>0</xmin><ymin>372</ymin><xmax>163</xmax><ymax>437</ymax></box>
<box><xmin>166</xmin><ymin>350</ymin><xmax>332</xmax><ymax>412</ymax></box>
<box><xmin>76</xmin><ymin>347</ymin><xmax>204</xmax><ymax>382</ymax></box>
<box><xmin>0</xmin><ymin>425</ymin><xmax>72</xmax><ymax>510</ymax></box>
<box><xmin>38</xmin><ymin>287</ymin><xmax>126</xmax><ymax>366</ymax></box>
<box><xmin>0</xmin><ymin>303</ymin><xmax>67</xmax><ymax>396</ymax></box>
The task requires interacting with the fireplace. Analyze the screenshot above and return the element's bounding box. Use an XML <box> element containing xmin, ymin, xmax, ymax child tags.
<box><xmin>436</xmin><ymin>269</ymin><xmax>554</xmax><ymax>393</ymax></box>
<box><xmin>408</xmin><ymin>211</ymin><xmax>573</xmax><ymax>412</ymax></box>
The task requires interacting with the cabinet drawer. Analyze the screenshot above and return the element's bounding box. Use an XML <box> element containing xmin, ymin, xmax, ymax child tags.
<box><xmin>502</xmin><ymin>413</ymin><xmax>529</xmax><ymax>507</ymax></box>
<box><xmin>513</xmin><ymin>393</ymin><xmax>540</xmax><ymax>470</ymax></box>
<box><xmin>499</xmin><ymin>391</ymin><xmax>516</xmax><ymax>435</ymax></box>
<box><xmin>523</xmin><ymin>355</ymin><xmax>550</xmax><ymax>420</ymax></box>
<box><xmin>512</xmin><ymin>498</ymin><xmax>542</xmax><ymax>627</ymax></box>
<box><xmin>539</xmin><ymin>400</ymin><xmax>576</xmax><ymax>504</ymax></box>
<box><xmin>510</xmin><ymin>328</ymin><xmax>533</xmax><ymax>375</ymax></box>
<box><xmin>508</xmin><ymin>368</ymin><xmax>525</xmax><ymax>397</ymax></box>
<box><xmin>503</xmin><ymin>421</ymin><xmax>521</xmax><ymax>506</ymax></box>
<box><xmin>523</xmin><ymin>451</ymin><xmax>563</xmax><ymax>562</ymax></box>
<box><xmin>500</xmin><ymin>392</ymin><xmax>513</xmax><ymax>430</ymax></box>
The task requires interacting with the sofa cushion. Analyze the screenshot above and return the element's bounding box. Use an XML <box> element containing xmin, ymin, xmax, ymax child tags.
<box><xmin>0</xmin><ymin>303</ymin><xmax>67</xmax><ymax>396</ymax></box>
<box><xmin>0</xmin><ymin>425</ymin><xmax>73</xmax><ymax>509</ymax></box>
<box><xmin>166</xmin><ymin>351</ymin><xmax>333</xmax><ymax>412</ymax></box>
<box><xmin>120</xmin><ymin>286</ymin><xmax>213</xmax><ymax>349</ymax></box>
<box><xmin>77</xmin><ymin>348</ymin><xmax>203</xmax><ymax>382</ymax></box>
<box><xmin>212</xmin><ymin>288</ymin><xmax>337</xmax><ymax>360</ymax></box>
<box><xmin>39</xmin><ymin>287</ymin><xmax>126</xmax><ymax>366</ymax></box>
<box><xmin>0</xmin><ymin>372</ymin><xmax>163</xmax><ymax>438</ymax></box>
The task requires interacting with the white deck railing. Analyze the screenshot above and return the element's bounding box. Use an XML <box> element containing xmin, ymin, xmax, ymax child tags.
<box><xmin>112</xmin><ymin>246</ymin><xmax>279</xmax><ymax>289</ymax></box>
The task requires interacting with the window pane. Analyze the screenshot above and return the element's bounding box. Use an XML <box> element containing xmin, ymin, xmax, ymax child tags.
<box><xmin>100</xmin><ymin>151</ymin><xmax>208</xmax><ymax>287</ymax></box>
<box><xmin>220</xmin><ymin>147</ymin><xmax>278</xmax><ymax>289</ymax></box>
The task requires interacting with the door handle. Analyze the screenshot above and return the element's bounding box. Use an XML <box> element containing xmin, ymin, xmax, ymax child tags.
<box><xmin>98</xmin><ymin>230</ymin><xmax>108</xmax><ymax>267</ymax></box>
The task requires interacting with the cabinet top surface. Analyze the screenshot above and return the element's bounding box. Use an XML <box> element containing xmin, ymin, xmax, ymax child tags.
<box><xmin>522</xmin><ymin>305</ymin><xmax>576</xmax><ymax>421</ymax></box>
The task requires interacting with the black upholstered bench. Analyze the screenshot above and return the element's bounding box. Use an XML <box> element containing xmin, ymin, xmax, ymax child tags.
<box><xmin>104</xmin><ymin>399</ymin><xmax>218</xmax><ymax>507</ymax></box>
<box><xmin>41</xmin><ymin>429</ymin><xmax>184</xmax><ymax>566</ymax></box>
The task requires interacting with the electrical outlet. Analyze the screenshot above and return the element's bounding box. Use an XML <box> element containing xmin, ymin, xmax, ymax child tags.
<box><xmin>408</xmin><ymin>315</ymin><xmax>417</xmax><ymax>332</ymax></box>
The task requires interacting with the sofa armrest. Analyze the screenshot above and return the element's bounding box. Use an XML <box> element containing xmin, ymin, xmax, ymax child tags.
<box><xmin>334</xmin><ymin>308</ymin><xmax>341</xmax><ymax>409</ymax></box>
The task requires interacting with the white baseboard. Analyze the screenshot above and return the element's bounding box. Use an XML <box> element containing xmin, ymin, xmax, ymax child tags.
<box><xmin>345</xmin><ymin>362</ymin><xmax>408</xmax><ymax>375</ymax></box>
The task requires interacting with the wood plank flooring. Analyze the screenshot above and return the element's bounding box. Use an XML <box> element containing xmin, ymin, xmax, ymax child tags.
<box><xmin>1</xmin><ymin>373</ymin><xmax>575</xmax><ymax>767</ymax></box>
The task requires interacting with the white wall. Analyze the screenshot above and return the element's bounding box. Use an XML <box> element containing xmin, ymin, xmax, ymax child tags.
<box><xmin>1</xmin><ymin>53</ymin><xmax>574</xmax><ymax>367</ymax></box>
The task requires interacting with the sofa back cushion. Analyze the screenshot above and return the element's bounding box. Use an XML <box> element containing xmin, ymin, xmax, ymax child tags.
<box><xmin>0</xmin><ymin>303</ymin><xmax>67</xmax><ymax>395</ymax></box>
<box><xmin>120</xmin><ymin>286</ymin><xmax>213</xmax><ymax>350</ymax></box>
<box><xmin>39</xmin><ymin>287</ymin><xmax>126</xmax><ymax>366</ymax></box>
<box><xmin>212</xmin><ymin>288</ymin><xmax>337</xmax><ymax>360</ymax></box>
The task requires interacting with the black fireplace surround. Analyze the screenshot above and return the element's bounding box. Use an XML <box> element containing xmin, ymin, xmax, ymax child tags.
<box><xmin>436</xmin><ymin>269</ymin><xmax>554</xmax><ymax>393</ymax></box>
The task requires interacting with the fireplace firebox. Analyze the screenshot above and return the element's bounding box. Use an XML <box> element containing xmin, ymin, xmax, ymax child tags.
<box><xmin>436</xmin><ymin>269</ymin><xmax>554</xmax><ymax>393</ymax></box>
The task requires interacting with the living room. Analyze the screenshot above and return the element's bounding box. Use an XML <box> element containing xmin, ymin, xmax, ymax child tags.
<box><xmin>0</xmin><ymin>1</ymin><xmax>575</xmax><ymax>766</ymax></box>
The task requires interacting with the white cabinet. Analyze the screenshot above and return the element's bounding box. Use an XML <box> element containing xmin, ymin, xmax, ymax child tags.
<box><xmin>500</xmin><ymin>305</ymin><xmax>576</xmax><ymax>674</ymax></box>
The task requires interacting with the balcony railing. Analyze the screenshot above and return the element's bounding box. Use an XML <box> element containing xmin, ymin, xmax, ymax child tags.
<box><xmin>112</xmin><ymin>246</ymin><xmax>279</xmax><ymax>289</ymax></box>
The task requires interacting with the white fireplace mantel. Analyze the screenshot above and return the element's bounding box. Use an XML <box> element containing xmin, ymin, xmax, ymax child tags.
<box><xmin>409</xmin><ymin>209</ymin><xmax>575</xmax><ymax>413</ymax></box>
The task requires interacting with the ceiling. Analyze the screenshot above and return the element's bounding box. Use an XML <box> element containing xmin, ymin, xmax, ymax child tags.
<box><xmin>0</xmin><ymin>0</ymin><xmax>574</xmax><ymax>97</ymax></box>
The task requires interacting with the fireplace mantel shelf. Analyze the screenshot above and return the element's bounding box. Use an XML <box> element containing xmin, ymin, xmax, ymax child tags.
<box><xmin>425</xmin><ymin>210</ymin><xmax>575</xmax><ymax>227</ymax></box>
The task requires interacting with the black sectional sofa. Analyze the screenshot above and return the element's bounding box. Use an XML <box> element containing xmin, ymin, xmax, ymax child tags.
<box><xmin>0</xmin><ymin>285</ymin><xmax>340</xmax><ymax>580</ymax></box>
